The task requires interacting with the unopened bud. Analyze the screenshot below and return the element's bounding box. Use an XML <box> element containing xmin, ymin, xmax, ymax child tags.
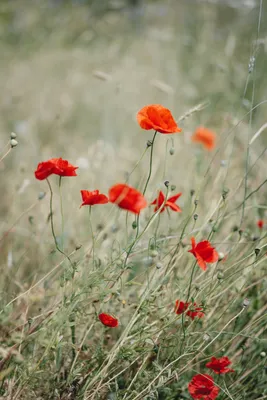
<box><xmin>190</xmin><ymin>189</ymin><xmax>195</xmax><ymax>196</ymax></box>
<box><xmin>217</xmin><ymin>271</ymin><xmax>224</xmax><ymax>280</ymax></box>
<box><xmin>10</xmin><ymin>139</ymin><xmax>18</xmax><ymax>148</ymax></box>
<box><xmin>218</xmin><ymin>252</ymin><xmax>225</xmax><ymax>261</ymax></box>
<box><xmin>255</xmin><ymin>248</ymin><xmax>260</xmax><ymax>256</ymax></box>
<box><xmin>10</xmin><ymin>132</ymin><xmax>17</xmax><ymax>139</ymax></box>
<box><xmin>169</xmin><ymin>147</ymin><xmax>175</xmax><ymax>155</ymax></box>
<box><xmin>171</xmin><ymin>184</ymin><xmax>176</xmax><ymax>191</ymax></box>
<box><xmin>260</xmin><ymin>352</ymin><xmax>266</xmax><ymax>358</ymax></box>
<box><xmin>193</xmin><ymin>214</ymin><xmax>198</xmax><ymax>221</ymax></box>
<box><xmin>164</xmin><ymin>180</ymin><xmax>169</xmax><ymax>188</ymax></box>
<box><xmin>38</xmin><ymin>192</ymin><xmax>46</xmax><ymax>200</ymax></box>
<box><xmin>132</xmin><ymin>221</ymin><xmax>137</xmax><ymax>229</ymax></box>
<box><xmin>194</xmin><ymin>199</ymin><xmax>198</xmax><ymax>206</ymax></box>
<box><xmin>243</xmin><ymin>298</ymin><xmax>250</xmax><ymax>307</ymax></box>
<box><xmin>203</xmin><ymin>333</ymin><xmax>210</xmax><ymax>342</ymax></box>
<box><xmin>150</xmin><ymin>250</ymin><xmax>158</xmax><ymax>258</ymax></box>
<box><xmin>147</xmin><ymin>140</ymin><xmax>152</xmax><ymax>147</ymax></box>
<box><xmin>156</xmin><ymin>262</ymin><xmax>163</xmax><ymax>269</ymax></box>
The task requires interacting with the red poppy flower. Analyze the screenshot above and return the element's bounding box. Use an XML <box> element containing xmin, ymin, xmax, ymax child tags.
<box><xmin>174</xmin><ymin>300</ymin><xmax>189</xmax><ymax>315</ymax></box>
<box><xmin>98</xmin><ymin>313</ymin><xmax>119</xmax><ymax>328</ymax></box>
<box><xmin>109</xmin><ymin>183</ymin><xmax>147</xmax><ymax>214</ymax></box>
<box><xmin>188</xmin><ymin>237</ymin><xmax>219</xmax><ymax>271</ymax></box>
<box><xmin>188</xmin><ymin>374</ymin><xmax>219</xmax><ymax>400</ymax></box>
<box><xmin>186</xmin><ymin>303</ymin><xmax>205</xmax><ymax>320</ymax></box>
<box><xmin>191</xmin><ymin>126</ymin><xmax>216</xmax><ymax>151</ymax></box>
<box><xmin>151</xmin><ymin>191</ymin><xmax>182</xmax><ymax>213</ymax></box>
<box><xmin>257</xmin><ymin>219</ymin><xmax>264</xmax><ymax>229</ymax></box>
<box><xmin>137</xmin><ymin>104</ymin><xmax>182</xmax><ymax>134</ymax></box>
<box><xmin>206</xmin><ymin>356</ymin><xmax>234</xmax><ymax>375</ymax></box>
<box><xmin>35</xmin><ymin>158</ymin><xmax>78</xmax><ymax>180</ymax></box>
<box><xmin>80</xmin><ymin>190</ymin><xmax>108</xmax><ymax>207</ymax></box>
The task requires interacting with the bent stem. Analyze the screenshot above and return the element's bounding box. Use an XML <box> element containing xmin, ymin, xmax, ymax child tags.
<box><xmin>46</xmin><ymin>178</ymin><xmax>77</xmax><ymax>364</ymax></box>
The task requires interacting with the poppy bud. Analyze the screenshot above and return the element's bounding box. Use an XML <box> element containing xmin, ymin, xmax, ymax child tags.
<box><xmin>156</xmin><ymin>262</ymin><xmax>163</xmax><ymax>269</ymax></box>
<box><xmin>194</xmin><ymin>199</ymin><xmax>198</xmax><ymax>206</ymax></box>
<box><xmin>217</xmin><ymin>271</ymin><xmax>224</xmax><ymax>280</ymax></box>
<box><xmin>132</xmin><ymin>221</ymin><xmax>137</xmax><ymax>229</ymax></box>
<box><xmin>260</xmin><ymin>352</ymin><xmax>266</xmax><ymax>358</ymax></box>
<box><xmin>190</xmin><ymin>189</ymin><xmax>195</xmax><ymax>196</ymax></box>
<box><xmin>171</xmin><ymin>184</ymin><xmax>176</xmax><ymax>191</ymax></box>
<box><xmin>255</xmin><ymin>248</ymin><xmax>260</xmax><ymax>256</ymax></box>
<box><xmin>164</xmin><ymin>180</ymin><xmax>169</xmax><ymax>188</ymax></box>
<box><xmin>193</xmin><ymin>214</ymin><xmax>198</xmax><ymax>221</ymax></box>
<box><xmin>203</xmin><ymin>333</ymin><xmax>210</xmax><ymax>342</ymax></box>
<box><xmin>38</xmin><ymin>192</ymin><xmax>46</xmax><ymax>200</ymax></box>
<box><xmin>242</xmin><ymin>298</ymin><xmax>250</xmax><ymax>307</ymax></box>
<box><xmin>218</xmin><ymin>252</ymin><xmax>225</xmax><ymax>261</ymax></box>
<box><xmin>147</xmin><ymin>140</ymin><xmax>152</xmax><ymax>147</ymax></box>
<box><xmin>150</xmin><ymin>250</ymin><xmax>158</xmax><ymax>258</ymax></box>
<box><xmin>10</xmin><ymin>132</ymin><xmax>17</xmax><ymax>139</ymax></box>
<box><xmin>169</xmin><ymin>147</ymin><xmax>175</xmax><ymax>155</ymax></box>
<box><xmin>10</xmin><ymin>139</ymin><xmax>18</xmax><ymax>148</ymax></box>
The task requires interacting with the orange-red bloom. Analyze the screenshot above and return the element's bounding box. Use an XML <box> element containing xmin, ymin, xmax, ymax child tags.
<box><xmin>191</xmin><ymin>126</ymin><xmax>216</xmax><ymax>150</ymax></box>
<box><xmin>174</xmin><ymin>300</ymin><xmax>204</xmax><ymax>320</ymax></box>
<box><xmin>206</xmin><ymin>356</ymin><xmax>234</xmax><ymax>375</ymax></box>
<box><xmin>98</xmin><ymin>313</ymin><xmax>119</xmax><ymax>328</ymax></box>
<box><xmin>80</xmin><ymin>190</ymin><xmax>108</xmax><ymax>207</ymax></box>
<box><xmin>174</xmin><ymin>300</ymin><xmax>189</xmax><ymax>315</ymax></box>
<box><xmin>186</xmin><ymin>303</ymin><xmax>205</xmax><ymax>320</ymax></box>
<box><xmin>35</xmin><ymin>158</ymin><xmax>78</xmax><ymax>180</ymax></box>
<box><xmin>151</xmin><ymin>191</ymin><xmax>182</xmax><ymax>213</ymax></box>
<box><xmin>109</xmin><ymin>183</ymin><xmax>147</xmax><ymax>214</ymax></box>
<box><xmin>137</xmin><ymin>104</ymin><xmax>182</xmax><ymax>134</ymax></box>
<box><xmin>188</xmin><ymin>374</ymin><xmax>219</xmax><ymax>400</ymax></box>
<box><xmin>257</xmin><ymin>219</ymin><xmax>264</xmax><ymax>229</ymax></box>
<box><xmin>188</xmin><ymin>237</ymin><xmax>219</xmax><ymax>271</ymax></box>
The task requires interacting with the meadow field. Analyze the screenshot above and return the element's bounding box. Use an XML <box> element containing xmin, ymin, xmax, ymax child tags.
<box><xmin>0</xmin><ymin>0</ymin><xmax>267</xmax><ymax>399</ymax></box>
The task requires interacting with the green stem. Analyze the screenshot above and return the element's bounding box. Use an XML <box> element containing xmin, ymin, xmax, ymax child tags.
<box><xmin>46</xmin><ymin>178</ymin><xmax>74</xmax><ymax>268</ymax></box>
<box><xmin>88</xmin><ymin>206</ymin><xmax>95</xmax><ymax>266</ymax></box>
<box><xmin>135</xmin><ymin>131</ymin><xmax>157</xmax><ymax>238</ymax></box>
<box><xmin>59</xmin><ymin>176</ymin><xmax>64</xmax><ymax>251</ymax></box>
<box><xmin>143</xmin><ymin>131</ymin><xmax>157</xmax><ymax>196</ymax></box>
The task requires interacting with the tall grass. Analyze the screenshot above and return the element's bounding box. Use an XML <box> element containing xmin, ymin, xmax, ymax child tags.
<box><xmin>0</xmin><ymin>1</ymin><xmax>267</xmax><ymax>399</ymax></box>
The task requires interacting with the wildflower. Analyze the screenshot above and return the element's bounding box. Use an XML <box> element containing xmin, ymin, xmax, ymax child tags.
<box><xmin>109</xmin><ymin>183</ymin><xmax>147</xmax><ymax>214</ymax></box>
<box><xmin>174</xmin><ymin>300</ymin><xmax>204</xmax><ymax>320</ymax></box>
<box><xmin>186</xmin><ymin>303</ymin><xmax>205</xmax><ymax>320</ymax></box>
<box><xmin>257</xmin><ymin>219</ymin><xmax>264</xmax><ymax>229</ymax></box>
<box><xmin>191</xmin><ymin>126</ymin><xmax>216</xmax><ymax>150</ymax></box>
<box><xmin>206</xmin><ymin>356</ymin><xmax>234</xmax><ymax>375</ymax></box>
<box><xmin>174</xmin><ymin>300</ymin><xmax>189</xmax><ymax>314</ymax></box>
<box><xmin>137</xmin><ymin>104</ymin><xmax>182</xmax><ymax>134</ymax></box>
<box><xmin>188</xmin><ymin>374</ymin><xmax>219</xmax><ymax>400</ymax></box>
<box><xmin>151</xmin><ymin>191</ymin><xmax>182</xmax><ymax>213</ymax></box>
<box><xmin>35</xmin><ymin>158</ymin><xmax>78</xmax><ymax>180</ymax></box>
<box><xmin>98</xmin><ymin>313</ymin><xmax>119</xmax><ymax>328</ymax></box>
<box><xmin>80</xmin><ymin>190</ymin><xmax>108</xmax><ymax>207</ymax></box>
<box><xmin>188</xmin><ymin>237</ymin><xmax>219</xmax><ymax>271</ymax></box>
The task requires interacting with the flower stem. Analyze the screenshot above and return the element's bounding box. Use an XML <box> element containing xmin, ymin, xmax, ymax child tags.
<box><xmin>46</xmin><ymin>178</ymin><xmax>74</xmax><ymax>268</ymax></box>
<box><xmin>135</xmin><ymin>131</ymin><xmax>157</xmax><ymax>237</ymax></box>
<box><xmin>88</xmin><ymin>206</ymin><xmax>95</xmax><ymax>266</ymax></box>
<box><xmin>59</xmin><ymin>176</ymin><xmax>64</xmax><ymax>251</ymax></box>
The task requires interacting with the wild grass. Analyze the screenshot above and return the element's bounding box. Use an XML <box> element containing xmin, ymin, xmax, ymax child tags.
<box><xmin>0</xmin><ymin>1</ymin><xmax>267</xmax><ymax>399</ymax></box>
